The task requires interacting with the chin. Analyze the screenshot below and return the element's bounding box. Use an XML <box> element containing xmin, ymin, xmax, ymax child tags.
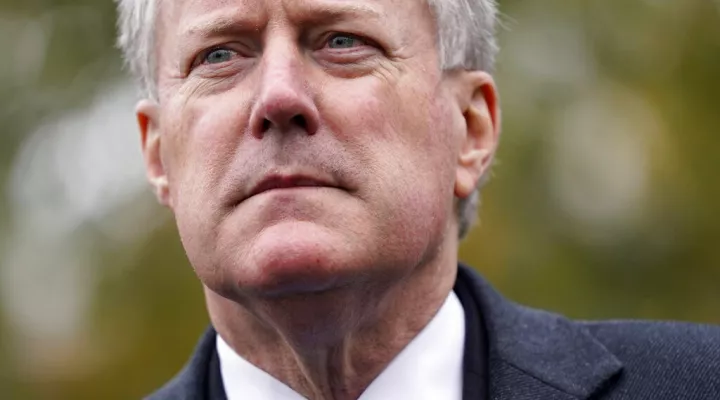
<box><xmin>236</xmin><ymin>220</ymin><xmax>360</xmax><ymax>298</ymax></box>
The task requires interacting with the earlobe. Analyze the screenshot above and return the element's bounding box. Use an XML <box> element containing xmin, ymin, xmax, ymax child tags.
<box><xmin>454</xmin><ymin>72</ymin><xmax>501</xmax><ymax>199</ymax></box>
<box><xmin>136</xmin><ymin>99</ymin><xmax>171</xmax><ymax>207</ymax></box>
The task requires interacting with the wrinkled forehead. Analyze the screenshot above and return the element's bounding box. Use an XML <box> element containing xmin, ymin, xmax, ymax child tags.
<box><xmin>160</xmin><ymin>0</ymin><xmax>418</xmax><ymax>16</ymax></box>
<box><xmin>156</xmin><ymin>0</ymin><xmax>435</xmax><ymax>43</ymax></box>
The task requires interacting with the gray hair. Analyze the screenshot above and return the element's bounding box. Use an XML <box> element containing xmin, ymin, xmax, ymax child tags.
<box><xmin>115</xmin><ymin>0</ymin><xmax>498</xmax><ymax>239</ymax></box>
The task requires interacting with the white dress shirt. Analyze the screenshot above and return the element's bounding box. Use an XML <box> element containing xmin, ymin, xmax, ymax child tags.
<box><xmin>217</xmin><ymin>291</ymin><xmax>466</xmax><ymax>400</ymax></box>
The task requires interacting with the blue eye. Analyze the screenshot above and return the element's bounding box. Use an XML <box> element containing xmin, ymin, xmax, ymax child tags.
<box><xmin>204</xmin><ymin>48</ymin><xmax>235</xmax><ymax>64</ymax></box>
<box><xmin>328</xmin><ymin>34</ymin><xmax>361</xmax><ymax>49</ymax></box>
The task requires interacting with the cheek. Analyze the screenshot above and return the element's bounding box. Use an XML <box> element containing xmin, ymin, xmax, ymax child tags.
<box><xmin>161</xmin><ymin>94</ymin><xmax>253</xmax><ymax>257</ymax></box>
<box><xmin>375</xmin><ymin>79</ymin><xmax>456</xmax><ymax>191</ymax></box>
<box><xmin>322</xmin><ymin>77</ymin><xmax>457</xmax><ymax>237</ymax></box>
<box><xmin>164</xmin><ymin>94</ymin><xmax>249</xmax><ymax>204</ymax></box>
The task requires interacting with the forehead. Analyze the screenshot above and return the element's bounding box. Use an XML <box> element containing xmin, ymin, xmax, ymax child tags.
<box><xmin>158</xmin><ymin>0</ymin><xmax>432</xmax><ymax>38</ymax></box>
<box><xmin>163</xmin><ymin>0</ymin><xmax>410</xmax><ymax>15</ymax></box>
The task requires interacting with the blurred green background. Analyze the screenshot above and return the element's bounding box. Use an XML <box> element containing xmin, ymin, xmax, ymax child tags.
<box><xmin>1</xmin><ymin>0</ymin><xmax>719</xmax><ymax>398</ymax></box>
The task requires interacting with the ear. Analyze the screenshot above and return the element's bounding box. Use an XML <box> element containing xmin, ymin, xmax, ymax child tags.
<box><xmin>454</xmin><ymin>71</ymin><xmax>501</xmax><ymax>199</ymax></box>
<box><xmin>136</xmin><ymin>99</ymin><xmax>172</xmax><ymax>207</ymax></box>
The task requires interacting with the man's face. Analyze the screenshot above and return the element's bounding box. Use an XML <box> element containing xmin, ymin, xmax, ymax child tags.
<box><xmin>139</xmin><ymin>0</ymin><xmax>495</xmax><ymax>299</ymax></box>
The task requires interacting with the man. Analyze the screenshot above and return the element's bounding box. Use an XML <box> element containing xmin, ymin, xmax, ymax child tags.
<box><xmin>115</xmin><ymin>0</ymin><xmax>720</xmax><ymax>398</ymax></box>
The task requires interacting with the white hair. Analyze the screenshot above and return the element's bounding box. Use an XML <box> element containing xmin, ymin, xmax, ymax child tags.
<box><xmin>115</xmin><ymin>0</ymin><xmax>498</xmax><ymax>239</ymax></box>
<box><xmin>115</xmin><ymin>0</ymin><xmax>160</xmax><ymax>99</ymax></box>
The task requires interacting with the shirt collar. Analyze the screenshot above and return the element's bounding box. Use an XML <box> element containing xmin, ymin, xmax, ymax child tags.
<box><xmin>217</xmin><ymin>291</ymin><xmax>466</xmax><ymax>400</ymax></box>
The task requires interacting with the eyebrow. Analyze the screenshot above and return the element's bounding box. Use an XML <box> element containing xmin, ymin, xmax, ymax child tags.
<box><xmin>180</xmin><ymin>14</ymin><xmax>259</xmax><ymax>40</ymax></box>
<box><xmin>180</xmin><ymin>3</ymin><xmax>384</xmax><ymax>40</ymax></box>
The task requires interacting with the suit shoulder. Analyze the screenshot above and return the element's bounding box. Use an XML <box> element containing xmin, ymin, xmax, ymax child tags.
<box><xmin>581</xmin><ymin>320</ymin><xmax>720</xmax><ymax>397</ymax></box>
<box><xmin>144</xmin><ymin>373</ymin><xmax>190</xmax><ymax>400</ymax></box>
<box><xmin>144</xmin><ymin>327</ymin><xmax>218</xmax><ymax>400</ymax></box>
<box><xmin>582</xmin><ymin>319</ymin><xmax>720</xmax><ymax>357</ymax></box>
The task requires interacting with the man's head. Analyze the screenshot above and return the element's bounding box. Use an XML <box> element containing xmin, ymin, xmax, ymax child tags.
<box><xmin>117</xmin><ymin>0</ymin><xmax>500</xmax><ymax>329</ymax></box>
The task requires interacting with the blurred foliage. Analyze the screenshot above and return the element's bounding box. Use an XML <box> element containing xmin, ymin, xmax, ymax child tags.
<box><xmin>1</xmin><ymin>0</ymin><xmax>719</xmax><ymax>399</ymax></box>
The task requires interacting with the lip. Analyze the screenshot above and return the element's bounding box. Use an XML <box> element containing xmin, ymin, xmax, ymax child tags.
<box><xmin>244</xmin><ymin>174</ymin><xmax>339</xmax><ymax>202</ymax></box>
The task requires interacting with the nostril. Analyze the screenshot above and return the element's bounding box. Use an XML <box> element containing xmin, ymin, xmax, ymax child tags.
<box><xmin>291</xmin><ymin>114</ymin><xmax>307</xmax><ymax>130</ymax></box>
<box><xmin>255</xmin><ymin>110</ymin><xmax>315</xmax><ymax>137</ymax></box>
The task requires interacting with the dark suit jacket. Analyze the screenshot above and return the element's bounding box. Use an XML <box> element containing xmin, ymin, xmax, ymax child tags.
<box><xmin>148</xmin><ymin>264</ymin><xmax>720</xmax><ymax>399</ymax></box>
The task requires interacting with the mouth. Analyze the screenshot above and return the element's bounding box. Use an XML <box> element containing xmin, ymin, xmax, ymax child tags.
<box><xmin>244</xmin><ymin>174</ymin><xmax>340</xmax><ymax>202</ymax></box>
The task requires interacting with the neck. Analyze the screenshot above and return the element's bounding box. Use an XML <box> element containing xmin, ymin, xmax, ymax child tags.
<box><xmin>206</xmin><ymin>244</ymin><xmax>458</xmax><ymax>400</ymax></box>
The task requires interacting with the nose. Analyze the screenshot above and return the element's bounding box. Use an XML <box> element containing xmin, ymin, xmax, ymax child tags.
<box><xmin>249</xmin><ymin>45</ymin><xmax>320</xmax><ymax>138</ymax></box>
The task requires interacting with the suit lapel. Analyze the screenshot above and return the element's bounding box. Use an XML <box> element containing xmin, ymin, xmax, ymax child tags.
<box><xmin>456</xmin><ymin>264</ymin><xmax>623</xmax><ymax>400</ymax></box>
<box><xmin>207</xmin><ymin>340</ymin><xmax>228</xmax><ymax>400</ymax></box>
<box><xmin>455</xmin><ymin>266</ymin><xmax>489</xmax><ymax>400</ymax></box>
